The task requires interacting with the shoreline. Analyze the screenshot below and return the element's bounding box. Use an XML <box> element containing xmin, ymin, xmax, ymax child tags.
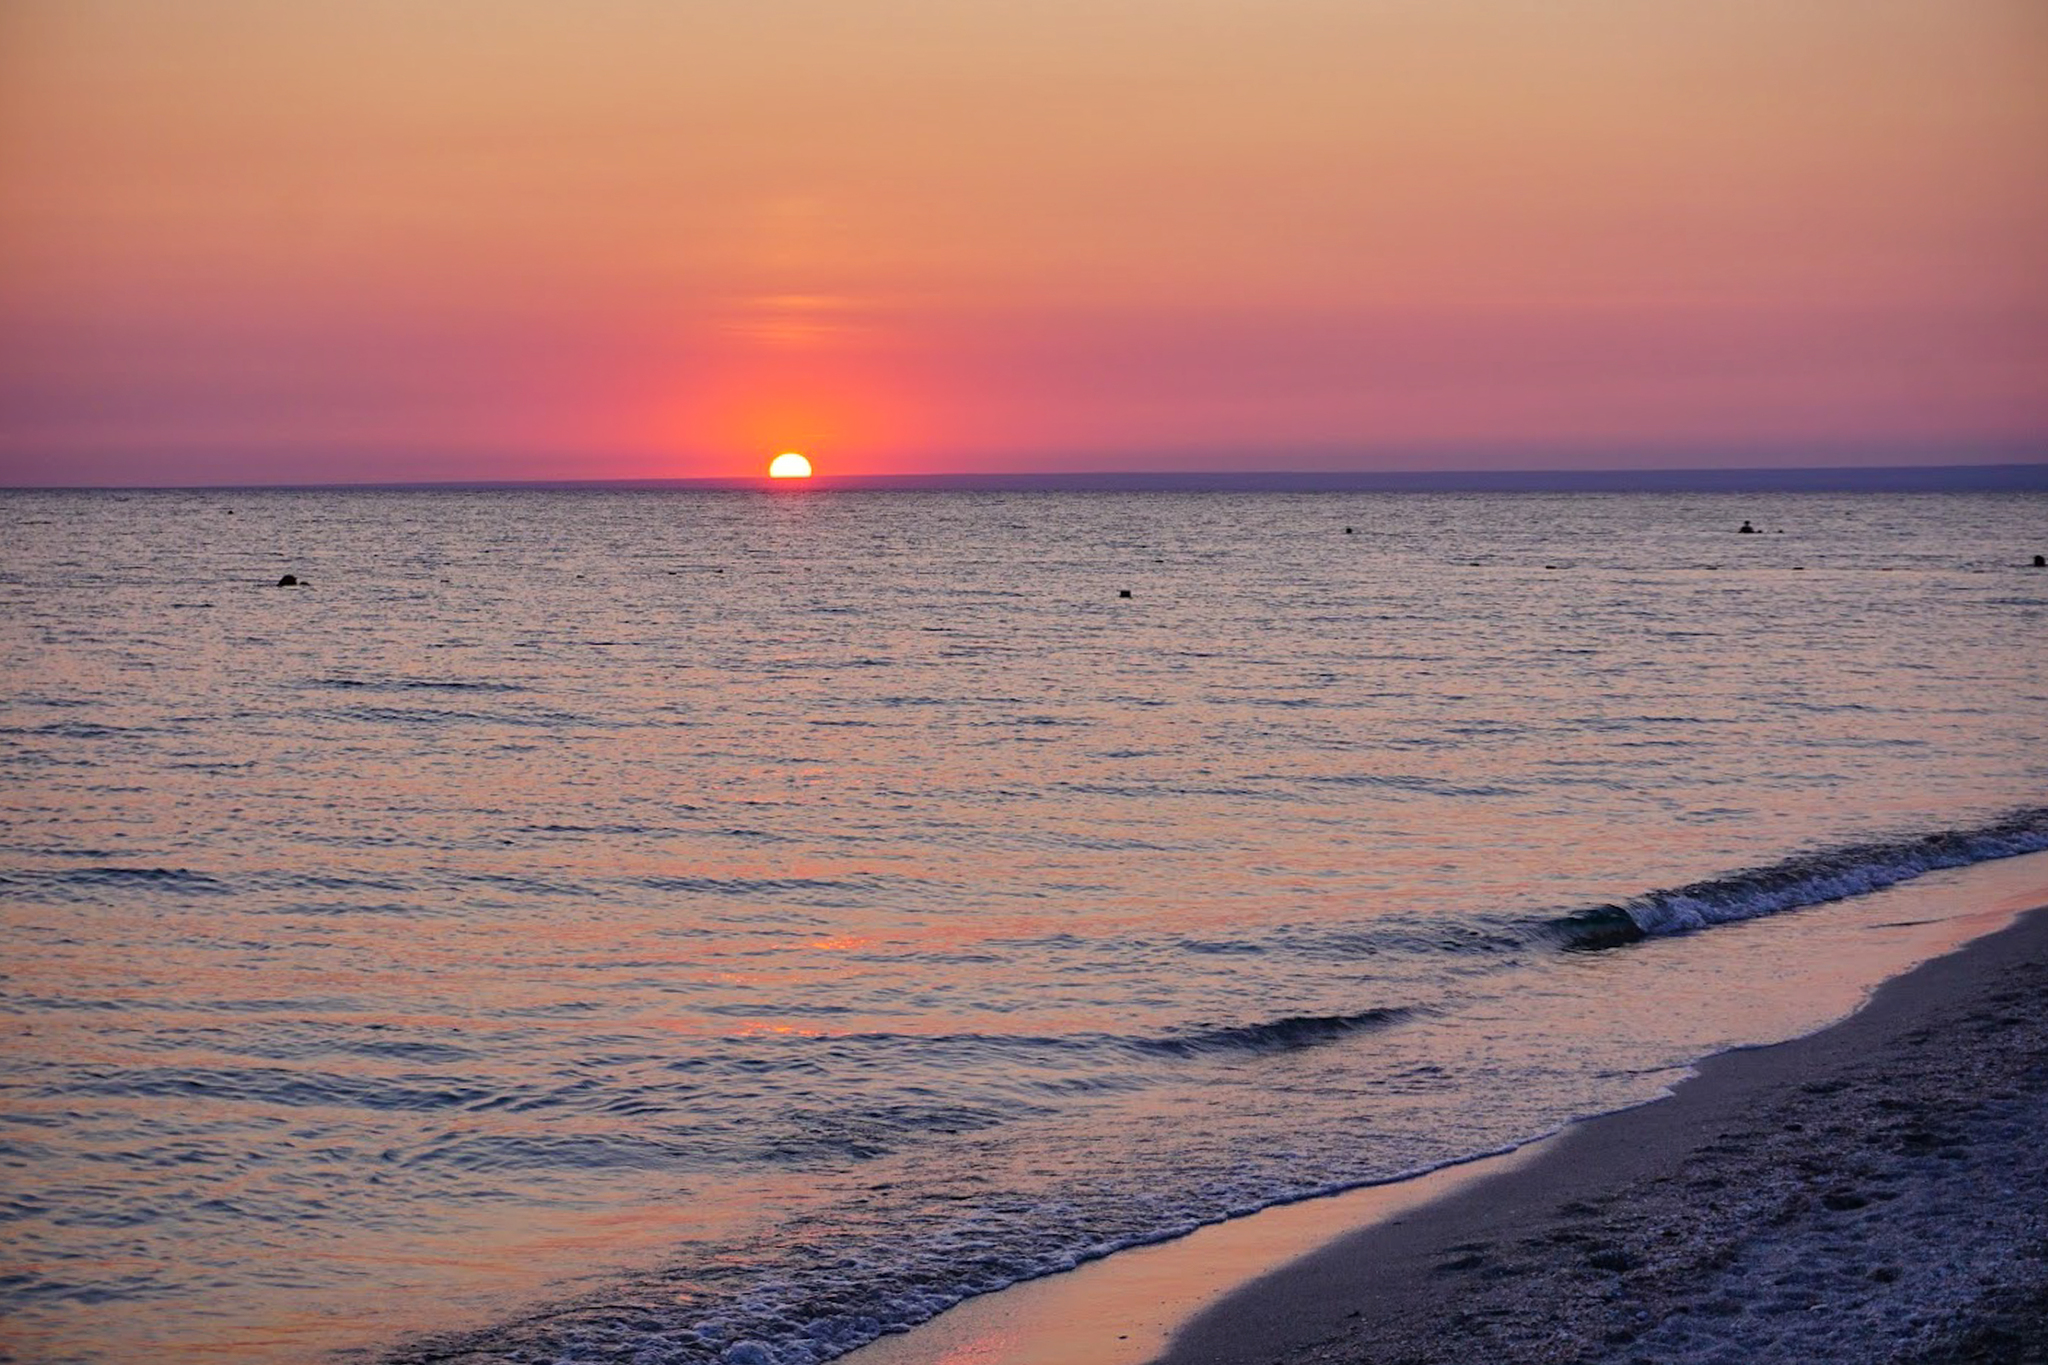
<box><xmin>1154</xmin><ymin>898</ymin><xmax>2048</xmax><ymax>1365</ymax></box>
<box><xmin>835</xmin><ymin>855</ymin><xmax>2048</xmax><ymax>1365</ymax></box>
<box><xmin>841</xmin><ymin>1142</ymin><xmax>1558</xmax><ymax>1365</ymax></box>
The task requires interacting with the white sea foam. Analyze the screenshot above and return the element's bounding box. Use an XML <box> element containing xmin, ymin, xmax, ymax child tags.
<box><xmin>1620</xmin><ymin>814</ymin><xmax>2048</xmax><ymax>937</ymax></box>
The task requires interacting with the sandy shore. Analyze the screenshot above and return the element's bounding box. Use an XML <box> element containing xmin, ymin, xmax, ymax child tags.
<box><xmin>1153</xmin><ymin>903</ymin><xmax>2048</xmax><ymax>1365</ymax></box>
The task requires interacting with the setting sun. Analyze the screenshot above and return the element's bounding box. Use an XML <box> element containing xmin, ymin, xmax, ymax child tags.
<box><xmin>768</xmin><ymin>452</ymin><xmax>813</xmax><ymax>479</ymax></box>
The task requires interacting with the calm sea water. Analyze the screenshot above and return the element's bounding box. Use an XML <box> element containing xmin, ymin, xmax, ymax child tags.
<box><xmin>2</xmin><ymin>489</ymin><xmax>2044</xmax><ymax>1364</ymax></box>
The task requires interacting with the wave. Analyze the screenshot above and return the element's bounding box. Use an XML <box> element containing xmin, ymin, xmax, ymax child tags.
<box><xmin>1536</xmin><ymin>807</ymin><xmax>2048</xmax><ymax>950</ymax></box>
<box><xmin>753</xmin><ymin>1013</ymin><xmax>1419</xmax><ymax>1066</ymax></box>
<box><xmin>843</xmin><ymin>805</ymin><xmax>2047</xmax><ymax>1071</ymax></box>
<box><xmin>307</xmin><ymin>676</ymin><xmax>527</xmax><ymax>693</ymax></box>
<box><xmin>1131</xmin><ymin>1007</ymin><xmax>1414</xmax><ymax>1057</ymax></box>
<box><xmin>0</xmin><ymin>866</ymin><xmax>232</xmax><ymax>900</ymax></box>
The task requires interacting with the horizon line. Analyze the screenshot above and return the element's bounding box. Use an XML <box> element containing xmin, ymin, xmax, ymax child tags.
<box><xmin>7</xmin><ymin>460</ymin><xmax>2048</xmax><ymax>494</ymax></box>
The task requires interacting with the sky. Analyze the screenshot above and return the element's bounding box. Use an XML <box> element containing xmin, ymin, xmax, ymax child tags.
<box><xmin>1</xmin><ymin>0</ymin><xmax>2043</xmax><ymax>484</ymax></box>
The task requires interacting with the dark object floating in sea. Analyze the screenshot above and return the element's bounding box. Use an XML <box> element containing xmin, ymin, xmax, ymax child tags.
<box><xmin>1345</xmin><ymin>526</ymin><xmax>1354</xmax><ymax>534</ymax></box>
<box><xmin>1118</xmin><ymin>588</ymin><xmax>1132</xmax><ymax>598</ymax></box>
<box><xmin>276</xmin><ymin>573</ymin><xmax>300</xmax><ymax>587</ymax></box>
<box><xmin>1739</xmin><ymin>520</ymin><xmax>1757</xmax><ymax>533</ymax></box>
<box><xmin>2034</xmin><ymin>554</ymin><xmax>2045</xmax><ymax>567</ymax></box>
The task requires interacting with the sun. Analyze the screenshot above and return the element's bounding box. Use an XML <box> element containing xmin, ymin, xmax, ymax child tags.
<box><xmin>768</xmin><ymin>452</ymin><xmax>813</xmax><ymax>479</ymax></box>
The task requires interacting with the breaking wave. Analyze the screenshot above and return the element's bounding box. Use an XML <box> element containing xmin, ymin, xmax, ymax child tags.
<box><xmin>1536</xmin><ymin>808</ymin><xmax>2048</xmax><ymax>950</ymax></box>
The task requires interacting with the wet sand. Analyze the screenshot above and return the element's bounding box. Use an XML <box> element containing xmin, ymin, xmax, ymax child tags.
<box><xmin>842</xmin><ymin>1143</ymin><xmax>1555</xmax><ymax>1365</ymax></box>
<box><xmin>1154</xmin><ymin>903</ymin><xmax>2048</xmax><ymax>1365</ymax></box>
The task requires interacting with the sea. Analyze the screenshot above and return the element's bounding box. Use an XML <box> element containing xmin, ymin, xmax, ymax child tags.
<box><xmin>2</xmin><ymin>487</ymin><xmax>2044</xmax><ymax>1364</ymax></box>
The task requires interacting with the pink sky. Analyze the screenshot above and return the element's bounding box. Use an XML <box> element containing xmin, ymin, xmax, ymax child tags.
<box><xmin>2</xmin><ymin>0</ymin><xmax>2043</xmax><ymax>484</ymax></box>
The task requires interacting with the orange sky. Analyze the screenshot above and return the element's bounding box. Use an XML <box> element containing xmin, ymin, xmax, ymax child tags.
<box><xmin>1</xmin><ymin>0</ymin><xmax>2043</xmax><ymax>482</ymax></box>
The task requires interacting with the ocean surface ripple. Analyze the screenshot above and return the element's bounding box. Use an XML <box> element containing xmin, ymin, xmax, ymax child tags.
<box><xmin>1</xmin><ymin>488</ymin><xmax>2043</xmax><ymax>1363</ymax></box>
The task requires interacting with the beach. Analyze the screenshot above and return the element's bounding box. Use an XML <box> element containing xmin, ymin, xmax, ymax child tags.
<box><xmin>1154</xmin><ymin>899</ymin><xmax>2048</xmax><ymax>1365</ymax></box>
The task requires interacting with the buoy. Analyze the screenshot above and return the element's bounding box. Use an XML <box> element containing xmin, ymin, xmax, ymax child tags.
<box><xmin>276</xmin><ymin>574</ymin><xmax>299</xmax><ymax>587</ymax></box>
<box><xmin>2034</xmin><ymin>555</ymin><xmax>2045</xmax><ymax>567</ymax></box>
<box><xmin>1118</xmin><ymin>589</ymin><xmax>1132</xmax><ymax>598</ymax></box>
<box><xmin>1344</xmin><ymin>527</ymin><xmax>1354</xmax><ymax>534</ymax></box>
